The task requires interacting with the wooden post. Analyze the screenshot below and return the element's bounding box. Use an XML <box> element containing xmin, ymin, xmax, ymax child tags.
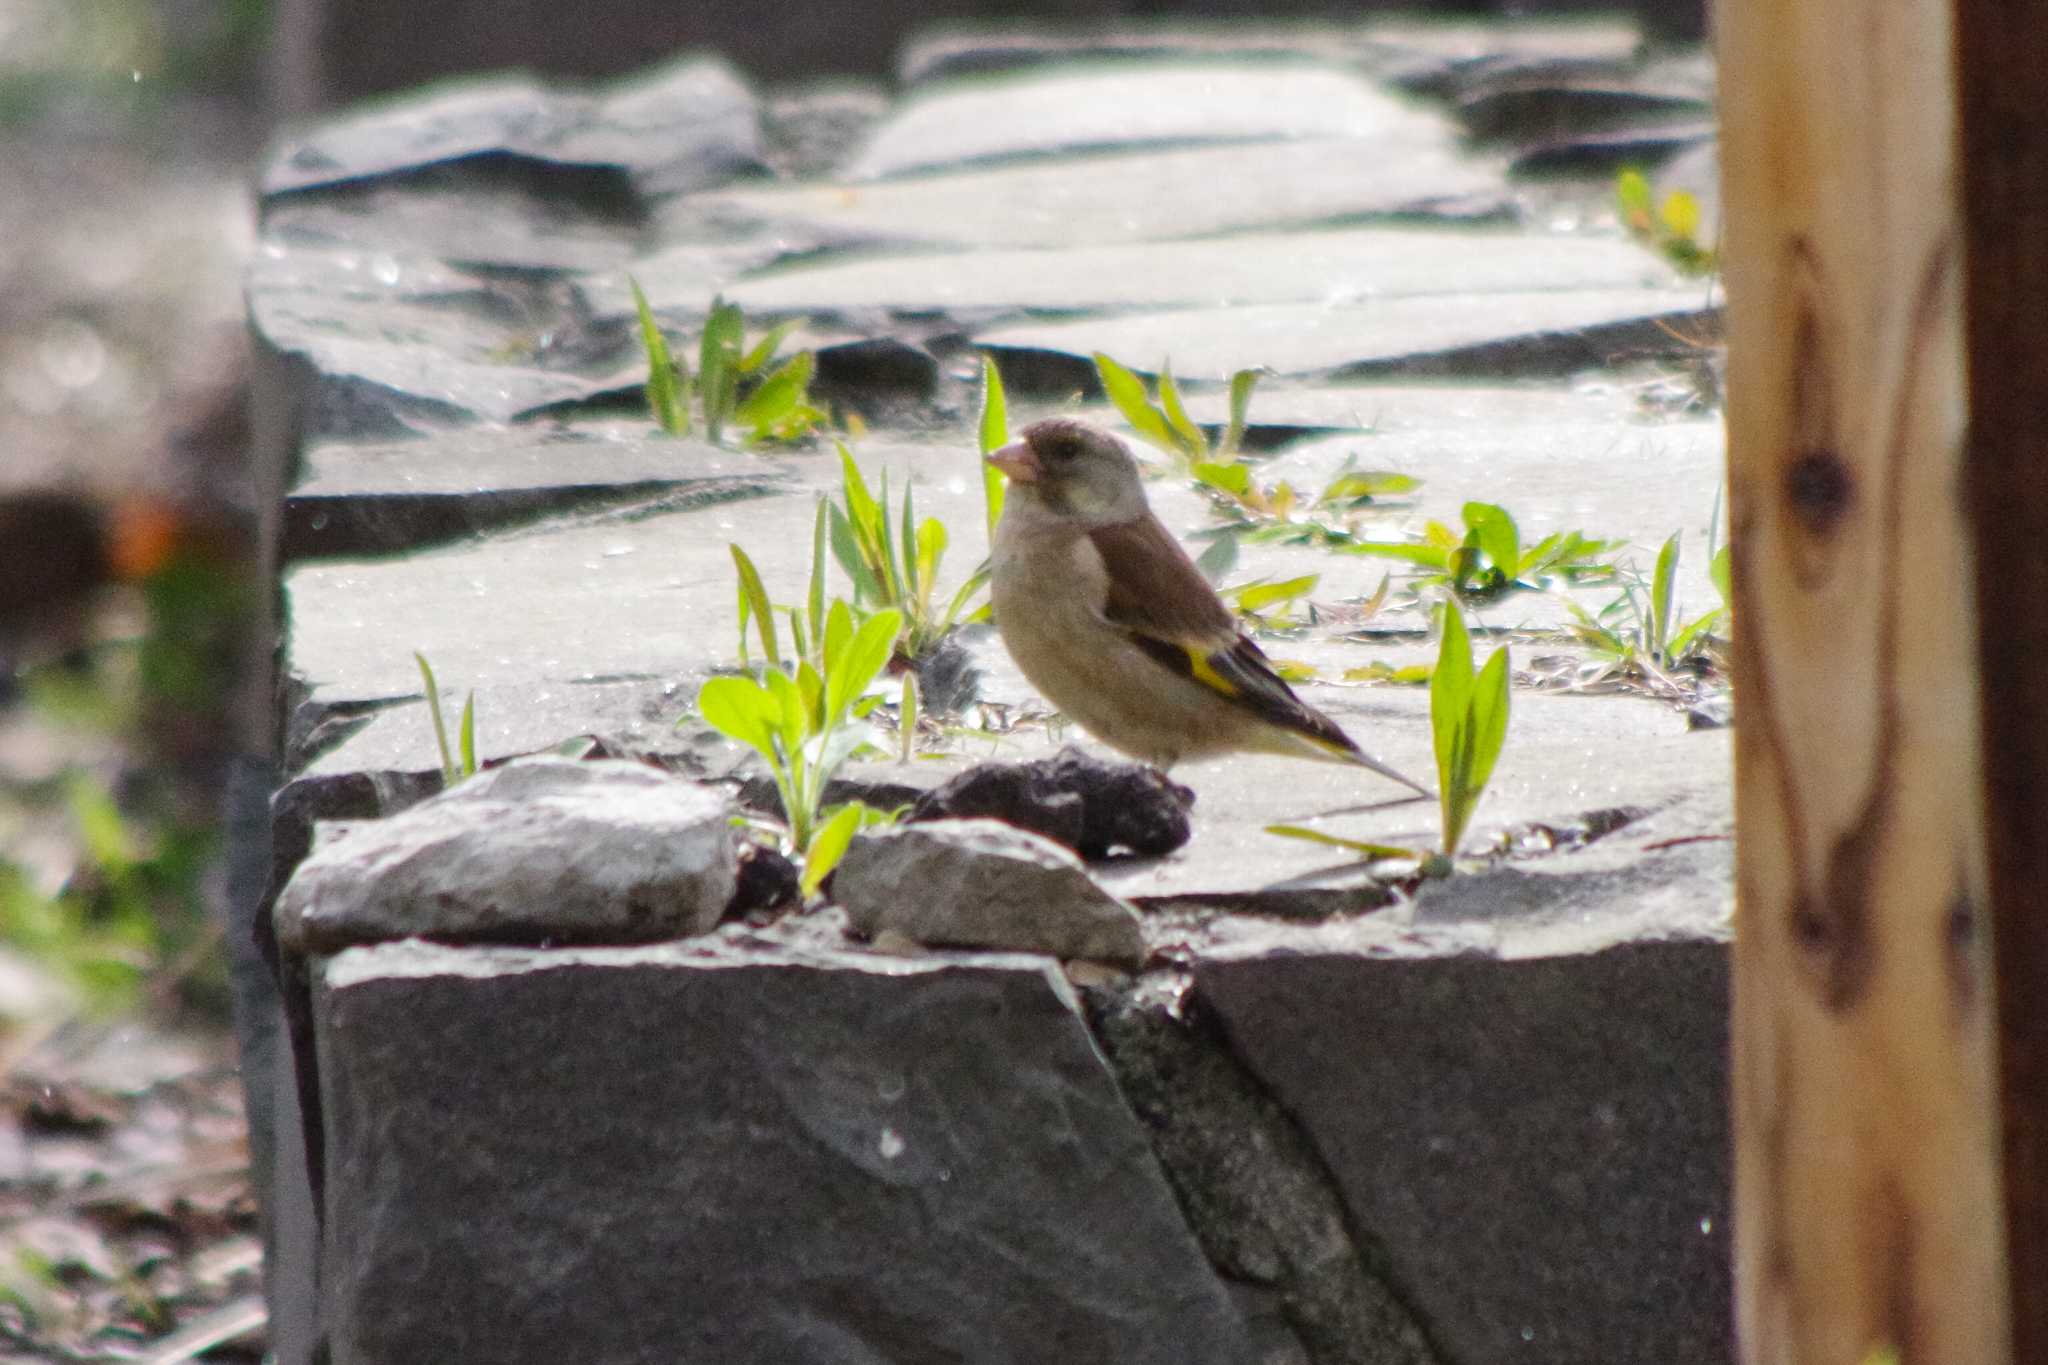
<box><xmin>1717</xmin><ymin>0</ymin><xmax>2009</xmax><ymax>1359</ymax></box>
<box><xmin>1955</xmin><ymin>0</ymin><xmax>2048</xmax><ymax>1356</ymax></box>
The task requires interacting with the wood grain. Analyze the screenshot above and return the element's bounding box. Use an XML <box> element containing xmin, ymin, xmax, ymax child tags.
<box><xmin>1718</xmin><ymin>0</ymin><xmax>2007</xmax><ymax>1357</ymax></box>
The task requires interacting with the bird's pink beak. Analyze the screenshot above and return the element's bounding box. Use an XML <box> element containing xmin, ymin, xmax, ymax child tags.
<box><xmin>985</xmin><ymin>440</ymin><xmax>1041</xmax><ymax>484</ymax></box>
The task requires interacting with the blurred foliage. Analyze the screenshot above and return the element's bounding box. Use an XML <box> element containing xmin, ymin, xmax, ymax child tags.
<box><xmin>2</xmin><ymin>541</ymin><xmax>249</xmax><ymax>1023</ymax></box>
<box><xmin>0</xmin><ymin>0</ymin><xmax>272</xmax><ymax>128</ymax></box>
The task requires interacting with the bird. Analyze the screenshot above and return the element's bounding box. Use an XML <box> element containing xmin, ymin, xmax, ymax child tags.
<box><xmin>984</xmin><ymin>416</ymin><xmax>1429</xmax><ymax>797</ymax></box>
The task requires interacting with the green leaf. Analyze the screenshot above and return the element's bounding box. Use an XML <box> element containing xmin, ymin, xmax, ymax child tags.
<box><xmin>828</xmin><ymin>503</ymin><xmax>884</xmax><ymax>605</ymax></box>
<box><xmin>1710</xmin><ymin>543</ymin><xmax>1732</xmax><ymax>608</ymax></box>
<box><xmin>414</xmin><ymin>651</ymin><xmax>457</xmax><ymax>786</ymax></box>
<box><xmin>458</xmin><ymin>691</ymin><xmax>477</xmax><ymax>778</ymax></box>
<box><xmin>763</xmin><ymin>668</ymin><xmax>807</xmax><ymax>765</ymax></box>
<box><xmin>733</xmin><ymin>350</ymin><xmax>814</xmax><ymax>438</ymax></box>
<box><xmin>875</xmin><ymin>467</ymin><xmax>904</xmax><ymax>605</ymax></box>
<box><xmin>1430</xmin><ymin>601</ymin><xmax>1510</xmax><ymax>858</ymax></box>
<box><xmin>629</xmin><ymin>276</ymin><xmax>688</xmax><ymax>436</ymax></box>
<box><xmin>1462</xmin><ymin>502</ymin><xmax>1521</xmax><ymax>578</ymax></box>
<box><xmin>699</xmin><ymin>298</ymin><xmax>745</xmax><ymax>442</ymax></box>
<box><xmin>978</xmin><ymin>355</ymin><xmax>1009</xmax><ymax>542</ymax></box>
<box><xmin>1665</xmin><ymin>608</ymin><xmax>1727</xmax><ymax>663</ymax></box>
<box><xmin>915</xmin><ymin>517</ymin><xmax>947</xmax><ymax>613</ymax></box>
<box><xmin>739</xmin><ymin>318</ymin><xmax>801</xmax><ymax>374</ymax></box>
<box><xmin>1194</xmin><ymin>531</ymin><xmax>1240</xmax><ymax>584</ymax></box>
<box><xmin>830</xmin><ymin>609</ymin><xmax>902</xmax><ymax>725</ymax></box>
<box><xmin>1616</xmin><ymin>167</ymin><xmax>1653</xmax><ymax>218</ymax></box>
<box><xmin>1157</xmin><ymin>362</ymin><xmax>1208</xmax><ymax>461</ymax></box>
<box><xmin>1321</xmin><ymin>470</ymin><xmax>1420</xmax><ymax>503</ymax></box>
<box><xmin>823</xmin><ymin>599</ymin><xmax>854</xmax><ymax>695</ymax></box>
<box><xmin>697</xmin><ymin>675</ymin><xmax>779</xmax><ymax>763</ymax></box>
<box><xmin>900</xmin><ymin>478</ymin><xmax>919</xmax><ymax>605</ymax></box>
<box><xmin>1466</xmin><ymin>645</ymin><xmax>1511</xmax><ymax>810</ymax></box>
<box><xmin>1222</xmin><ymin>368</ymin><xmax>1260</xmax><ymax>457</ymax></box>
<box><xmin>899</xmin><ymin>672</ymin><xmax>918</xmax><ymax>764</ymax></box>
<box><xmin>1431</xmin><ymin>601</ymin><xmax>1476</xmax><ymax>852</ymax></box>
<box><xmin>801</xmin><ymin>803</ymin><xmax>865</xmax><ymax>896</ymax></box>
<box><xmin>1650</xmin><ymin>531</ymin><xmax>1681</xmax><ymax>656</ymax></box>
<box><xmin>1229</xmin><ymin>573</ymin><xmax>1319</xmax><ymax>616</ymax></box>
<box><xmin>977</xmin><ymin>354</ymin><xmax>1009</xmax><ymax>454</ymax></box>
<box><xmin>1092</xmin><ymin>352</ymin><xmax>1178</xmax><ymax>454</ymax></box>
<box><xmin>1191</xmin><ymin>460</ymin><xmax>1252</xmax><ymax>497</ymax></box>
<box><xmin>1344</xmin><ymin>541</ymin><xmax>1453</xmax><ymax>570</ymax></box>
<box><xmin>787</xmin><ymin>609</ymin><xmax>809</xmax><ymax>665</ymax></box>
<box><xmin>730</xmin><ymin>544</ymin><xmax>781</xmax><ymax>670</ymax></box>
<box><xmin>1264</xmin><ymin>824</ymin><xmax>1417</xmax><ymax>861</ymax></box>
<box><xmin>807</xmin><ymin>500</ymin><xmax>828</xmax><ymax>657</ymax></box>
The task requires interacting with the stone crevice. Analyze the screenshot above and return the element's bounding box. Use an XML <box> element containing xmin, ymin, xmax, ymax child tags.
<box><xmin>1082</xmin><ymin>977</ymin><xmax>1445</xmax><ymax>1365</ymax></box>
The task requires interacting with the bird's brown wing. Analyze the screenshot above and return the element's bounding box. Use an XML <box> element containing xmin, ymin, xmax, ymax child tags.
<box><xmin>1086</xmin><ymin>516</ymin><xmax>1363</xmax><ymax>760</ymax></box>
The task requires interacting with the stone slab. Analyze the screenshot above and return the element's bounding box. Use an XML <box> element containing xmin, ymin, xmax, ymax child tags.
<box><xmin>847</xmin><ymin>59</ymin><xmax>1450</xmax><ymax>179</ymax></box>
<box><xmin>275</xmin><ymin>758</ymin><xmax>737</xmax><ymax>955</ymax></box>
<box><xmin>262</xmin><ymin>175</ymin><xmax>642</xmax><ymax>274</ymax></box>
<box><xmin>688</xmin><ymin>135</ymin><xmax>1509</xmax><ymax>254</ymax></box>
<box><xmin>248</xmin><ymin>240</ymin><xmax>629</xmax><ymax>434</ymax></box>
<box><xmin>263</xmin><ymin>56</ymin><xmax>763</xmax><ymax>200</ymax></box>
<box><xmin>707</xmin><ymin>226</ymin><xmax>1682</xmax><ymax>319</ymax></box>
<box><xmin>313</xmin><ymin>934</ymin><xmax>1254</xmax><ymax>1364</ymax></box>
<box><xmin>1195</xmin><ymin>937</ymin><xmax>1730</xmax><ymax>1364</ymax></box>
<box><xmin>286</xmin><ymin>423</ymin><xmax>790</xmax><ymax>558</ymax></box>
<box><xmin>979</xmin><ymin>292</ymin><xmax>1711</xmax><ymax>384</ymax></box>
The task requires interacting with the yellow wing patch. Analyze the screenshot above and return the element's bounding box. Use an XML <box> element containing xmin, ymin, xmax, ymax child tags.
<box><xmin>1186</xmin><ymin>649</ymin><xmax>1242</xmax><ymax>698</ymax></box>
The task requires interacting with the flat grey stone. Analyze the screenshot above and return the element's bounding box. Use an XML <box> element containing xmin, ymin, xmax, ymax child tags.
<box><xmin>835</xmin><ymin>819</ymin><xmax>1146</xmax><ymax>967</ymax></box>
<box><xmin>263</xmin><ymin>176</ymin><xmax>642</xmax><ymax>274</ymax></box>
<box><xmin>274</xmin><ymin>757</ymin><xmax>736</xmax><ymax>955</ymax></box>
<box><xmin>691</xmin><ymin>134</ymin><xmax>1509</xmax><ymax>253</ymax></box>
<box><xmin>248</xmin><ymin>240</ymin><xmax>627</xmax><ymax>433</ymax></box>
<box><xmin>849</xmin><ymin>59</ymin><xmax>1477</xmax><ymax>180</ymax></box>
<box><xmin>1194</xmin><ymin>935</ymin><xmax>1729</xmax><ymax>1363</ymax></box>
<box><xmin>286</xmin><ymin>423</ymin><xmax>790</xmax><ymax>558</ymax></box>
<box><xmin>312</xmin><ymin>933</ymin><xmax>1254</xmax><ymax>1364</ymax></box>
<box><xmin>896</xmin><ymin>17</ymin><xmax>1646</xmax><ymax>91</ymax></box>
<box><xmin>264</xmin><ymin>56</ymin><xmax>762</xmax><ymax>200</ymax></box>
<box><xmin>280</xmin><ymin>438</ymin><xmax>993</xmax><ymax>778</ymax></box>
<box><xmin>1094</xmin><ymin>700</ymin><xmax>1731</xmax><ymax>921</ymax></box>
<box><xmin>979</xmin><ymin>291</ymin><xmax>1711</xmax><ymax>383</ymax></box>
<box><xmin>714</xmin><ymin>226</ymin><xmax>1681</xmax><ymax>319</ymax></box>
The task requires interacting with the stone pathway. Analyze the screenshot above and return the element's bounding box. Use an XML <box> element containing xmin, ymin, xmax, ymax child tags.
<box><xmin>253</xmin><ymin>21</ymin><xmax>1732</xmax><ymax>1365</ymax></box>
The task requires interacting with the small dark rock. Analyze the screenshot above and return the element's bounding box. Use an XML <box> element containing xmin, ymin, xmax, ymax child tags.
<box><xmin>911</xmin><ymin>745</ymin><xmax>1195</xmax><ymax>860</ymax></box>
<box><xmin>728</xmin><ymin>840</ymin><xmax>800</xmax><ymax>921</ymax></box>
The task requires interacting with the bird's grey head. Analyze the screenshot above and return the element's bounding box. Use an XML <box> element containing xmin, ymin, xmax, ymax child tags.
<box><xmin>987</xmin><ymin>417</ymin><xmax>1148</xmax><ymax>526</ymax></box>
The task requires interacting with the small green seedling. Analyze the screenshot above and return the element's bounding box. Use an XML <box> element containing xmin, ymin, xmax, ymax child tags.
<box><xmin>415</xmin><ymin>651</ymin><xmax>477</xmax><ymax>787</ymax></box>
<box><xmin>978</xmin><ymin>355</ymin><xmax>1009</xmax><ymax>541</ymax></box>
<box><xmin>1567</xmin><ymin>530</ymin><xmax>1730</xmax><ymax>672</ymax></box>
<box><xmin>1429</xmin><ymin>600</ymin><xmax>1511</xmax><ymax>865</ymax></box>
<box><xmin>628</xmin><ymin>286</ymin><xmax>823</xmax><ymax>446</ymax></box>
<box><xmin>1217</xmin><ymin>572</ymin><xmax>1321</xmax><ymax>628</ymax></box>
<box><xmin>631</xmin><ymin>276</ymin><xmax>690</xmax><ymax>435</ymax></box>
<box><xmin>1348</xmin><ymin>501</ymin><xmax>1621</xmax><ymax>605</ymax></box>
<box><xmin>1093</xmin><ymin>352</ymin><xmax>1260</xmax><ymax>465</ymax></box>
<box><xmin>695</xmin><ymin>604</ymin><xmax>902</xmax><ymax>893</ymax></box>
<box><xmin>1617</xmin><ymin>168</ymin><xmax>1717</xmax><ymax>277</ymax></box>
<box><xmin>829</xmin><ymin>444</ymin><xmax>990</xmax><ymax>664</ymax></box>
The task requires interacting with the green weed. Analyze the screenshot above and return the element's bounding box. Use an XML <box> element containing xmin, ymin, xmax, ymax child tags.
<box><xmin>828</xmin><ymin>443</ymin><xmax>990</xmax><ymax>665</ymax></box>
<box><xmin>1346</xmin><ymin>501</ymin><xmax>1621</xmax><ymax>605</ymax></box>
<box><xmin>696</xmin><ymin>604</ymin><xmax>903</xmax><ymax>893</ymax></box>
<box><xmin>413</xmin><ymin>652</ymin><xmax>477</xmax><ymax>787</ymax></box>
<box><xmin>1617</xmin><ymin>168</ymin><xmax>1716</xmax><ymax>277</ymax></box>
<box><xmin>629</xmin><ymin>283</ymin><xmax>823</xmax><ymax>446</ymax></box>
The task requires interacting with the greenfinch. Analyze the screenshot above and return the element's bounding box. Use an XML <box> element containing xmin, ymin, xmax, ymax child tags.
<box><xmin>986</xmin><ymin>417</ymin><xmax>1429</xmax><ymax>797</ymax></box>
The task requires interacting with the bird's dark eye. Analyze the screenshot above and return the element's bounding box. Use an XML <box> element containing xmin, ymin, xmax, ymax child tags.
<box><xmin>1043</xmin><ymin>436</ymin><xmax>1080</xmax><ymax>462</ymax></box>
